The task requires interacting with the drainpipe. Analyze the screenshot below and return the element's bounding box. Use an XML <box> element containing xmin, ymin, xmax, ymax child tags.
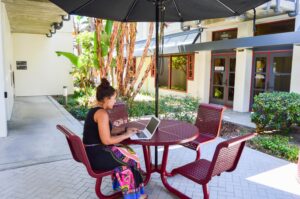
<box><xmin>274</xmin><ymin>0</ymin><xmax>281</xmax><ymax>13</ymax></box>
<box><xmin>288</xmin><ymin>0</ymin><xmax>299</xmax><ymax>17</ymax></box>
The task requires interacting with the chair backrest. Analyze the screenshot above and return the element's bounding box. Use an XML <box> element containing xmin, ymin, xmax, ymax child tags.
<box><xmin>56</xmin><ymin>124</ymin><xmax>96</xmax><ymax>177</ymax></box>
<box><xmin>207</xmin><ymin>133</ymin><xmax>256</xmax><ymax>180</ymax></box>
<box><xmin>195</xmin><ymin>103</ymin><xmax>225</xmax><ymax>138</ymax></box>
<box><xmin>108</xmin><ymin>102</ymin><xmax>129</xmax><ymax>127</ymax></box>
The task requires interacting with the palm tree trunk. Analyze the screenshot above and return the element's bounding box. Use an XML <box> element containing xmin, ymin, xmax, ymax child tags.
<box><xmin>125</xmin><ymin>22</ymin><xmax>154</xmax><ymax>96</ymax></box>
<box><xmin>105</xmin><ymin>22</ymin><xmax>120</xmax><ymax>77</ymax></box>
<box><xmin>131</xmin><ymin>55</ymin><xmax>155</xmax><ymax>99</ymax></box>
<box><xmin>124</xmin><ymin>23</ymin><xmax>137</xmax><ymax>97</ymax></box>
<box><xmin>95</xmin><ymin>19</ymin><xmax>104</xmax><ymax>78</ymax></box>
<box><xmin>116</xmin><ymin>23</ymin><xmax>126</xmax><ymax>95</ymax></box>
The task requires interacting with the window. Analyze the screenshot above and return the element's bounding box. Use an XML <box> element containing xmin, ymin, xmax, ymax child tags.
<box><xmin>157</xmin><ymin>54</ymin><xmax>194</xmax><ymax>92</ymax></box>
<box><xmin>212</xmin><ymin>28</ymin><xmax>237</xmax><ymax>41</ymax></box>
<box><xmin>255</xmin><ymin>19</ymin><xmax>295</xmax><ymax>36</ymax></box>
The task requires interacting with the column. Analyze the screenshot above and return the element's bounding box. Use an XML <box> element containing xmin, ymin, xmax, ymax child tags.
<box><xmin>0</xmin><ymin>3</ymin><xmax>8</xmax><ymax>137</ymax></box>
<box><xmin>195</xmin><ymin>30</ymin><xmax>212</xmax><ymax>103</ymax></box>
<box><xmin>233</xmin><ymin>48</ymin><xmax>253</xmax><ymax>112</ymax></box>
<box><xmin>290</xmin><ymin>12</ymin><xmax>300</xmax><ymax>94</ymax></box>
<box><xmin>233</xmin><ymin>21</ymin><xmax>253</xmax><ymax>112</ymax></box>
<box><xmin>196</xmin><ymin>51</ymin><xmax>211</xmax><ymax>103</ymax></box>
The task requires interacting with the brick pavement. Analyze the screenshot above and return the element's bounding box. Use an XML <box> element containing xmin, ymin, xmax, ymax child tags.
<box><xmin>0</xmin><ymin>141</ymin><xmax>299</xmax><ymax>199</ymax></box>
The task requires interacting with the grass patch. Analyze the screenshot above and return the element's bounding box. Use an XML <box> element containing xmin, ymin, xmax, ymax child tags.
<box><xmin>249</xmin><ymin>134</ymin><xmax>299</xmax><ymax>162</ymax></box>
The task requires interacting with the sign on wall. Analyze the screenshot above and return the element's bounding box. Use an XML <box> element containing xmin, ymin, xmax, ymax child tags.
<box><xmin>16</xmin><ymin>61</ymin><xmax>27</xmax><ymax>70</ymax></box>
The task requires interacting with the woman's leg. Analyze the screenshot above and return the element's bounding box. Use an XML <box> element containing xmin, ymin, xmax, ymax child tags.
<box><xmin>109</xmin><ymin>145</ymin><xmax>146</xmax><ymax>198</ymax></box>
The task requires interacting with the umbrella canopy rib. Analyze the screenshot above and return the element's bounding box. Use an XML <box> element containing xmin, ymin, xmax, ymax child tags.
<box><xmin>125</xmin><ymin>0</ymin><xmax>139</xmax><ymax>21</ymax></box>
<box><xmin>215</xmin><ymin>0</ymin><xmax>237</xmax><ymax>15</ymax></box>
<box><xmin>172</xmin><ymin>0</ymin><xmax>183</xmax><ymax>21</ymax></box>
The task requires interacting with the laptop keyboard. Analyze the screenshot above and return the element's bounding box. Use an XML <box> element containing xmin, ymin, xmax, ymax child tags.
<box><xmin>136</xmin><ymin>132</ymin><xmax>147</xmax><ymax>138</ymax></box>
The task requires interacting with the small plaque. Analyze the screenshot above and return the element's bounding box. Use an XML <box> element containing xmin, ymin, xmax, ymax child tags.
<box><xmin>215</xmin><ymin>66</ymin><xmax>224</xmax><ymax>71</ymax></box>
<box><xmin>16</xmin><ymin>61</ymin><xmax>27</xmax><ymax>70</ymax></box>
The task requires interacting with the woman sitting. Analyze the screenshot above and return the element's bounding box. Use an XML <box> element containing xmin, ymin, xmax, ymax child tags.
<box><xmin>83</xmin><ymin>78</ymin><xmax>147</xmax><ymax>199</ymax></box>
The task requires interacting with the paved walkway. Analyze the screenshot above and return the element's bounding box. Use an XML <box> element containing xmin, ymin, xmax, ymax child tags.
<box><xmin>0</xmin><ymin>96</ymin><xmax>83</xmax><ymax>170</ymax></box>
<box><xmin>223</xmin><ymin>109</ymin><xmax>256</xmax><ymax>129</ymax></box>
<box><xmin>0</xmin><ymin>96</ymin><xmax>299</xmax><ymax>199</ymax></box>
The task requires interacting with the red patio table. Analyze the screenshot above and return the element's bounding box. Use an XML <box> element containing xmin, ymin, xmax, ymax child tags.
<box><xmin>123</xmin><ymin>119</ymin><xmax>199</xmax><ymax>199</ymax></box>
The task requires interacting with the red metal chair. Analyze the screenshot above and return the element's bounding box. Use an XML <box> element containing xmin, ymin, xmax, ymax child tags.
<box><xmin>181</xmin><ymin>103</ymin><xmax>225</xmax><ymax>160</ymax></box>
<box><xmin>56</xmin><ymin>125</ymin><xmax>121</xmax><ymax>199</ymax></box>
<box><xmin>108</xmin><ymin>101</ymin><xmax>129</xmax><ymax>128</ymax></box>
<box><xmin>172</xmin><ymin>133</ymin><xmax>256</xmax><ymax>199</ymax></box>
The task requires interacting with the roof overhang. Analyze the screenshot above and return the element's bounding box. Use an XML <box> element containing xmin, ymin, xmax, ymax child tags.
<box><xmin>2</xmin><ymin>0</ymin><xmax>67</xmax><ymax>35</ymax></box>
<box><xmin>162</xmin><ymin>31</ymin><xmax>300</xmax><ymax>55</ymax></box>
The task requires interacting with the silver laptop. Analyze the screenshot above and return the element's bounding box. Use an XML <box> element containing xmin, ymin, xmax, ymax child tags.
<box><xmin>130</xmin><ymin>116</ymin><xmax>160</xmax><ymax>140</ymax></box>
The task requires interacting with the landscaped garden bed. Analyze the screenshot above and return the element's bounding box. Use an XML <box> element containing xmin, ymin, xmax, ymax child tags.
<box><xmin>52</xmin><ymin>92</ymin><xmax>300</xmax><ymax>163</ymax></box>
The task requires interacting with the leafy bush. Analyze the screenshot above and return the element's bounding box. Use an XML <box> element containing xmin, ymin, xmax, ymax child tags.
<box><xmin>128</xmin><ymin>95</ymin><xmax>199</xmax><ymax>123</ymax></box>
<box><xmin>251</xmin><ymin>92</ymin><xmax>300</xmax><ymax>132</ymax></box>
<box><xmin>68</xmin><ymin>106</ymin><xmax>89</xmax><ymax>120</ymax></box>
<box><xmin>249</xmin><ymin>134</ymin><xmax>299</xmax><ymax>162</ymax></box>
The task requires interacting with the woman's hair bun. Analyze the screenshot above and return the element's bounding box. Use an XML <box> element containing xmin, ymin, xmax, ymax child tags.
<box><xmin>100</xmin><ymin>78</ymin><xmax>110</xmax><ymax>88</ymax></box>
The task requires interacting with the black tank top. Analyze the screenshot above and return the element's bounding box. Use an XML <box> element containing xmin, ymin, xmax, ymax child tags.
<box><xmin>83</xmin><ymin>107</ymin><xmax>112</xmax><ymax>145</ymax></box>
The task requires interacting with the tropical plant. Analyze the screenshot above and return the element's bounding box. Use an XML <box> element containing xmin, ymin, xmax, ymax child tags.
<box><xmin>58</xmin><ymin>17</ymin><xmax>159</xmax><ymax>102</ymax></box>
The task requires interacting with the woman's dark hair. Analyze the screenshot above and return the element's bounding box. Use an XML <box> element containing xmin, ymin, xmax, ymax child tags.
<box><xmin>96</xmin><ymin>78</ymin><xmax>116</xmax><ymax>101</ymax></box>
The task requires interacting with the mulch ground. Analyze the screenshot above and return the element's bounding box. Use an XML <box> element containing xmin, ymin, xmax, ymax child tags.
<box><xmin>221</xmin><ymin>121</ymin><xmax>300</xmax><ymax>147</ymax></box>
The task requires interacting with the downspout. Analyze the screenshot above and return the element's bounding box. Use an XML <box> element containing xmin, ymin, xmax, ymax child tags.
<box><xmin>288</xmin><ymin>0</ymin><xmax>299</xmax><ymax>17</ymax></box>
<box><xmin>274</xmin><ymin>0</ymin><xmax>281</xmax><ymax>13</ymax></box>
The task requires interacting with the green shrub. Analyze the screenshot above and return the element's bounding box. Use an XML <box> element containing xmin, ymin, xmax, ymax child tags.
<box><xmin>68</xmin><ymin>106</ymin><xmax>89</xmax><ymax>120</ymax></box>
<box><xmin>128</xmin><ymin>101</ymin><xmax>155</xmax><ymax>118</ymax></box>
<box><xmin>251</xmin><ymin>92</ymin><xmax>300</xmax><ymax>132</ymax></box>
<box><xmin>128</xmin><ymin>95</ymin><xmax>199</xmax><ymax>123</ymax></box>
<box><xmin>249</xmin><ymin>134</ymin><xmax>299</xmax><ymax>162</ymax></box>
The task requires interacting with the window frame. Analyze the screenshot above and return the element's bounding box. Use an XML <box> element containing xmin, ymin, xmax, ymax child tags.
<box><xmin>151</xmin><ymin>53</ymin><xmax>195</xmax><ymax>92</ymax></box>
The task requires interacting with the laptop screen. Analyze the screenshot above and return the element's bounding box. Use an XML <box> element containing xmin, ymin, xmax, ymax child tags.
<box><xmin>146</xmin><ymin>117</ymin><xmax>160</xmax><ymax>134</ymax></box>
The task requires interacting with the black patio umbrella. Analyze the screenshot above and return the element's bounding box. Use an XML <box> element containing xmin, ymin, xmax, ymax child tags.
<box><xmin>50</xmin><ymin>0</ymin><xmax>269</xmax><ymax>165</ymax></box>
<box><xmin>51</xmin><ymin>0</ymin><xmax>269</xmax><ymax>116</ymax></box>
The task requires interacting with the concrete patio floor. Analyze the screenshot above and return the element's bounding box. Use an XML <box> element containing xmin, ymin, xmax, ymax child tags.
<box><xmin>0</xmin><ymin>96</ymin><xmax>299</xmax><ymax>199</ymax></box>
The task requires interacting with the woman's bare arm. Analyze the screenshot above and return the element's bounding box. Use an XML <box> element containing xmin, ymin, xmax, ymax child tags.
<box><xmin>95</xmin><ymin>110</ymin><xmax>135</xmax><ymax>145</ymax></box>
<box><xmin>111</xmin><ymin>127</ymin><xmax>126</xmax><ymax>135</ymax></box>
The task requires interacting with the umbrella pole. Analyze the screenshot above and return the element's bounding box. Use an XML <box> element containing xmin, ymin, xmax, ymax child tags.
<box><xmin>154</xmin><ymin>1</ymin><xmax>159</xmax><ymax>169</ymax></box>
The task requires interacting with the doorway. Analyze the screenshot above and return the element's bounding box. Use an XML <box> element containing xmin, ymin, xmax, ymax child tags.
<box><xmin>210</xmin><ymin>53</ymin><xmax>236</xmax><ymax>106</ymax></box>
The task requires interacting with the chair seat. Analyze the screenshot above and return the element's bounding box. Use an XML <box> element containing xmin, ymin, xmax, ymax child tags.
<box><xmin>172</xmin><ymin>159</ymin><xmax>211</xmax><ymax>184</ymax></box>
<box><xmin>181</xmin><ymin>134</ymin><xmax>216</xmax><ymax>150</ymax></box>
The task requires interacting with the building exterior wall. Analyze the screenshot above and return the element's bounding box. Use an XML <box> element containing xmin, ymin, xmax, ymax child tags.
<box><xmin>1</xmin><ymin>3</ymin><xmax>14</xmax><ymax>120</ymax></box>
<box><xmin>138</xmin><ymin>13</ymin><xmax>299</xmax><ymax>112</ymax></box>
<box><xmin>13</xmin><ymin>21</ymin><xmax>74</xmax><ymax>96</ymax></box>
<box><xmin>290</xmin><ymin>13</ymin><xmax>300</xmax><ymax>93</ymax></box>
<box><xmin>0</xmin><ymin>2</ymin><xmax>13</xmax><ymax>137</ymax></box>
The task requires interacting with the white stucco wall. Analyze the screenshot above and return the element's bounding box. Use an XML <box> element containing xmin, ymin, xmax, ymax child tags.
<box><xmin>13</xmin><ymin>21</ymin><xmax>74</xmax><ymax>96</ymax></box>
<box><xmin>1</xmin><ymin>3</ymin><xmax>14</xmax><ymax>120</ymax></box>
<box><xmin>0</xmin><ymin>2</ymin><xmax>8</xmax><ymax>137</ymax></box>
<box><xmin>290</xmin><ymin>13</ymin><xmax>300</xmax><ymax>94</ymax></box>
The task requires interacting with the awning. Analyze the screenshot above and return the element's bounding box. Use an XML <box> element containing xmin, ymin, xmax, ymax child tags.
<box><xmin>134</xmin><ymin>29</ymin><xmax>200</xmax><ymax>56</ymax></box>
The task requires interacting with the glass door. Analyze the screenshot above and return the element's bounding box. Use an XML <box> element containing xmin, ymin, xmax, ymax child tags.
<box><xmin>251</xmin><ymin>51</ymin><xmax>292</xmax><ymax>106</ymax></box>
<box><xmin>269</xmin><ymin>53</ymin><xmax>292</xmax><ymax>92</ymax></box>
<box><xmin>210</xmin><ymin>55</ymin><xmax>236</xmax><ymax>106</ymax></box>
<box><xmin>252</xmin><ymin>55</ymin><xmax>268</xmax><ymax>99</ymax></box>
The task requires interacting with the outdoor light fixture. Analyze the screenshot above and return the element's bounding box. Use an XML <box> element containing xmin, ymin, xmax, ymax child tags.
<box><xmin>50</xmin><ymin>24</ymin><xmax>56</xmax><ymax>34</ymax></box>
<box><xmin>54</xmin><ymin>21</ymin><xmax>63</xmax><ymax>30</ymax></box>
<box><xmin>46</xmin><ymin>32</ymin><xmax>52</xmax><ymax>38</ymax></box>
<box><xmin>61</xmin><ymin>14</ymin><xmax>70</xmax><ymax>21</ymax></box>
